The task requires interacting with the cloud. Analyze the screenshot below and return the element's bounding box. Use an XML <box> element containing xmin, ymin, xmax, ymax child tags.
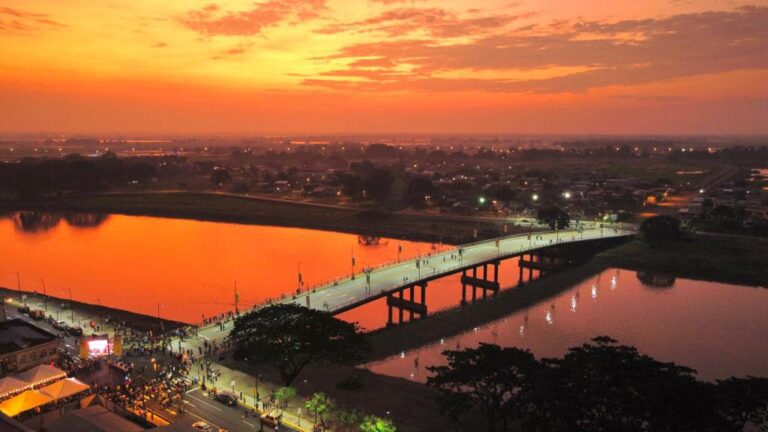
<box><xmin>305</xmin><ymin>6</ymin><xmax>768</xmax><ymax>94</ymax></box>
<box><xmin>369</xmin><ymin>0</ymin><xmax>428</xmax><ymax>4</ymax></box>
<box><xmin>318</xmin><ymin>7</ymin><xmax>530</xmax><ymax>38</ymax></box>
<box><xmin>178</xmin><ymin>0</ymin><xmax>327</xmax><ymax>37</ymax></box>
<box><xmin>0</xmin><ymin>7</ymin><xmax>65</xmax><ymax>31</ymax></box>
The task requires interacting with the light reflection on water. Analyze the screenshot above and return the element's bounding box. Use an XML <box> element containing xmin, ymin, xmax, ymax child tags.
<box><xmin>367</xmin><ymin>269</ymin><xmax>768</xmax><ymax>382</ymax></box>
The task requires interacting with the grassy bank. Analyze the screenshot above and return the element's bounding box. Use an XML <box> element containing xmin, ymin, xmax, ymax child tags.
<box><xmin>0</xmin><ymin>192</ymin><xmax>514</xmax><ymax>244</ymax></box>
<box><xmin>366</xmin><ymin>262</ymin><xmax>606</xmax><ymax>361</ymax></box>
<box><xmin>593</xmin><ymin>234</ymin><xmax>768</xmax><ymax>288</ymax></box>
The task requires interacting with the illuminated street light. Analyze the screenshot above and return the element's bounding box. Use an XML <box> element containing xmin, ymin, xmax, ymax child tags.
<box><xmin>532</xmin><ymin>194</ymin><xmax>539</xmax><ymax>201</ymax></box>
<box><xmin>563</xmin><ymin>191</ymin><xmax>572</xmax><ymax>199</ymax></box>
<box><xmin>478</xmin><ymin>196</ymin><xmax>486</xmax><ymax>205</ymax></box>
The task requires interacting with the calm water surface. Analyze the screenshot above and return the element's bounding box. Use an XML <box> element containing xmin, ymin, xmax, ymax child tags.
<box><xmin>367</xmin><ymin>268</ymin><xmax>768</xmax><ymax>381</ymax></box>
<box><xmin>0</xmin><ymin>212</ymin><xmax>441</xmax><ymax>327</ymax></box>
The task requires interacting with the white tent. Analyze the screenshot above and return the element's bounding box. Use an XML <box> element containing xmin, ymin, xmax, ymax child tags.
<box><xmin>40</xmin><ymin>378</ymin><xmax>90</xmax><ymax>400</ymax></box>
<box><xmin>15</xmin><ymin>364</ymin><xmax>67</xmax><ymax>387</ymax></box>
<box><xmin>0</xmin><ymin>389</ymin><xmax>54</xmax><ymax>417</ymax></box>
<box><xmin>0</xmin><ymin>376</ymin><xmax>31</xmax><ymax>399</ymax></box>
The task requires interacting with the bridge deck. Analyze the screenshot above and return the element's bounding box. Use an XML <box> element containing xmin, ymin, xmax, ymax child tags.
<box><xmin>285</xmin><ymin>225</ymin><xmax>634</xmax><ymax>315</ymax></box>
<box><xmin>171</xmin><ymin>224</ymin><xmax>633</xmax><ymax>359</ymax></box>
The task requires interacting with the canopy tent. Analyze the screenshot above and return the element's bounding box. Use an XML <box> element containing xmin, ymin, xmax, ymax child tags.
<box><xmin>40</xmin><ymin>378</ymin><xmax>89</xmax><ymax>400</ymax></box>
<box><xmin>0</xmin><ymin>377</ymin><xmax>31</xmax><ymax>399</ymax></box>
<box><xmin>15</xmin><ymin>364</ymin><xmax>67</xmax><ymax>387</ymax></box>
<box><xmin>0</xmin><ymin>389</ymin><xmax>54</xmax><ymax>417</ymax></box>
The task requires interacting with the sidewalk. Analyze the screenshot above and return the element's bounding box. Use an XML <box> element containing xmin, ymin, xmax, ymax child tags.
<box><xmin>196</xmin><ymin>361</ymin><xmax>317</xmax><ymax>432</ymax></box>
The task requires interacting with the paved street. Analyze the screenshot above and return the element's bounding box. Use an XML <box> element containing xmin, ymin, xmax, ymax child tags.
<box><xmin>179</xmin><ymin>388</ymin><xmax>299</xmax><ymax>432</ymax></box>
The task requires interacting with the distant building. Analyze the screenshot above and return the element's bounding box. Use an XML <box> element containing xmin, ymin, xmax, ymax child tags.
<box><xmin>0</xmin><ymin>320</ymin><xmax>59</xmax><ymax>376</ymax></box>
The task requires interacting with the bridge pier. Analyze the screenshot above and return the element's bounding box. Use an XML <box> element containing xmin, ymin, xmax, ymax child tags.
<box><xmin>387</xmin><ymin>282</ymin><xmax>428</xmax><ymax>326</ymax></box>
<box><xmin>461</xmin><ymin>261</ymin><xmax>500</xmax><ymax>304</ymax></box>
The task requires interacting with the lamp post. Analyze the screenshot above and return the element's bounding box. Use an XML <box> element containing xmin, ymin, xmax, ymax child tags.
<box><xmin>39</xmin><ymin>279</ymin><xmax>47</xmax><ymax>313</ymax></box>
<box><xmin>66</xmin><ymin>287</ymin><xmax>74</xmax><ymax>324</ymax></box>
<box><xmin>96</xmin><ymin>298</ymin><xmax>103</xmax><ymax>328</ymax></box>
<box><xmin>14</xmin><ymin>272</ymin><xmax>22</xmax><ymax>304</ymax></box>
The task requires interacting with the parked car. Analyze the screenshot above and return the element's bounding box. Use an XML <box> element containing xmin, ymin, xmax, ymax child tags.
<box><xmin>30</xmin><ymin>309</ymin><xmax>45</xmax><ymax>320</ymax></box>
<box><xmin>52</xmin><ymin>320</ymin><xmax>68</xmax><ymax>330</ymax></box>
<box><xmin>17</xmin><ymin>305</ymin><xmax>30</xmax><ymax>314</ymax></box>
<box><xmin>65</xmin><ymin>326</ymin><xmax>83</xmax><ymax>336</ymax></box>
<box><xmin>211</xmin><ymin>391</ymin><xmax>238</xmax><ymax>407</ymax></box>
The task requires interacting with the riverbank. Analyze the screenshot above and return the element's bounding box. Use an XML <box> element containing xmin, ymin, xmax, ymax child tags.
<box><xmin>593</xmin><ymin>234</ymin><xmax>768</xmax><ymax>288</ymax></box>
<box><xmin>0</xmin><ymin>287</ymin><xmax>186</xmax><ymax>334</ymax></box>
<box><xmin>0</xmin><ymin>192</ymin><xmax>518</xmax><ymax>244</ymax></box>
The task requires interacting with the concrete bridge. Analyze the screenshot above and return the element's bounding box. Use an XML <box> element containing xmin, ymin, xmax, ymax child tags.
<box><xmin>172</xmin><ymin>223</ymin><xmax>634</xmax><ymax>358</ymax></box>
<box><xmin>290</xmin><ymin>223</ymin><xmax>635</xmax><ymax>323</ymax></box>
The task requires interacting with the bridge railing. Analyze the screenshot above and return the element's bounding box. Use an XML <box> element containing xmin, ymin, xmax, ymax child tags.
<box><xmin>294</xmin><ymin>228</ymin><xmax>636</xmax><ymax>313</ymax></box>
<box><xmin>297</xmin><ymin>222</ymin><xmax>634</xmax><ymax>295</ymax></box>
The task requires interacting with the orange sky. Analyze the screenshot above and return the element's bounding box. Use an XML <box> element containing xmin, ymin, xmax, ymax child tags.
<box><xmin>1</xmin><ymin>0</ymin><xmax>767</xmax><ymax>135</ymax></box>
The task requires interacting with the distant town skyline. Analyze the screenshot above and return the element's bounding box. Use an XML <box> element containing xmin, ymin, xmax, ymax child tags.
<box><xmin>1</xmin><ymin>0</ymin><xmax>767</xmax><ymax>134</ymax></box>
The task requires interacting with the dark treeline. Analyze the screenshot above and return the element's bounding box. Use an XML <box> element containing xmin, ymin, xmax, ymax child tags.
<box><xmin>0</xmin><ymin>152</ymin><xmax>183</xmax><ymax>199</ymax></box>
<box><xmin>428</xmin><ymin>337</ymin><xmax>768</xmax><ymax>432</ymax></box>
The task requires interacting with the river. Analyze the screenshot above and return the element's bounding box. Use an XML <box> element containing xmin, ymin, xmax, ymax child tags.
<box><xmin>367</xmin><ymin>268</ymin><xmax>768</xmax><ymax>381</ymax></box>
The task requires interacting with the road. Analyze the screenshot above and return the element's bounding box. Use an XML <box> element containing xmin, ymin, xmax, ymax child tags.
<box><xmin>179</xmin><ymin>388</ymin><xmax>299</xmax><ymax>432</ymax></box>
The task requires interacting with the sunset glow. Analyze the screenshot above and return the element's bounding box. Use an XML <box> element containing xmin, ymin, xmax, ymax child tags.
<box><xmin>1</xmin><ymin>0</ymin><xmax>767</xmax><ymax>134</ymax></box>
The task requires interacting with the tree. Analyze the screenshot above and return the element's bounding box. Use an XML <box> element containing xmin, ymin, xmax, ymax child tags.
<box><xmin>536</xmin><ymin>206</ymin><xmax>570</xmax><ymax>230</ymax></box>
<box><xmin>431</xmin><ymin>338</ymin><xmax>768</xmax><ymax>432</ymax></box>
<box><xmin>359</xmin><ymin>415</ymin><xmax>396</xmax><ymax>432</ymax></box>
<box><xmin>273</xmin><ymin>386</ymin><xmax>297</xmax><ymax>414</ymax></box>
<box><xmin>403</xmin><ymin>177</ymin><xmax>435</xmax><ymax>208</ymax></box>
<box><xmin>231</xmin><ymin>304</ymin><xmax>368</xmax><ymax>386</ymax></box>
<box><xmin>427</xmin><ymin>343</ymin><xmax>539</xmax><ymax>432</ymax></box>
<box><xmin>333</xmin><ymin>408</ymin><xmax>364</xmax><ymax>432</ymax></box>
<box><xmin>639</xmin><ymin>215</ymin><xmax>681</xmax><ymax>241</ymax></box>
<box><xmin>305</xmin><ymin>392</ymin><xmax>335</xmax><ymax>428</ymax></box>
<box><xmin>210</xmin><ymin>168</ymin><xmax>232</xmax><ymax>186</ymax></box>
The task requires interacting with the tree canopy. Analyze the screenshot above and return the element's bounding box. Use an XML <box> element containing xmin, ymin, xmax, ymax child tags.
<box><xmin>639</xmin><ymin>215</ymin><xmax>681</xmax><ymax>241</ymax></box>
<box><xmin>230</xmin><ymin>304</ymin><xmax>368</xmax><ymax>386</ymax></box>
<box><xmin>536</xmin><ymin>206</ymin><xmax>570</xmax><ymax>230</ymax></box>
<box><xmin>428</xmin><ymin>337</ymin><xmax>768</xmax><ymax>432</ymax></box>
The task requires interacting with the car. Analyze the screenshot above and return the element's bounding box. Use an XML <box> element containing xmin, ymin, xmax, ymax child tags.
<box><xmin>65</xmin><ymin>326</ymin><xmax>83</xmax><ymax>336</ymax></box>
<box><xmin>211</xmin><ymin>391</ymin><xmax>238</xmax><ymax>407</ymax></box>
<box><xmin>191</xmin><ymin>421</ymin><xmax>227</xmax><ymax>432</ymax></box>
<box><xmin>17</xmin><ymin>305</ymin><xmax>30</xmax><ymax>314</ymax></box>
<box><xmin>52</xmin><ymin>320</ymin><xmax>67</xmax><ymax>330</ymax></box>
<box><xmin>260</xmin><ymin>412</ymin><xmax>281</xmax><ymax>428</ymax></box>
<box><xmin>30</xmin><ymin>309</ymin><xmax>45</xmax><ymax>320</ymax></box>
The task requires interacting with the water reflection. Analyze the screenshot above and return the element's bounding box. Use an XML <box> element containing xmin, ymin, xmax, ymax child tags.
<box><xmin>637</xmin><ymin>271</ymin><xmax>676</xmax><ymax>289</ymax></box>
<box><xmin>367</xmin><ymin>268</ymin><xmax>768</xmax><ymax>382</ymax></box>
<box><xmin>63</xmin><ymin>213</ymin><xmax>110</xmax><ymax>228</ymax></box>
<box><xmin>1</xmin><ymin>211</ymin><xmax>109</xmax><ymax>233</ymax></box>
<box><xmin>0</xmin><ymin>212</ymin><xmax>432</xmax><ymax>324</ymax></box>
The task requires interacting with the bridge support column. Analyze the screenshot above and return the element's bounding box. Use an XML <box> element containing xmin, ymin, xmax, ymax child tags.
<box><xmin>386</xmin><ymin>282</ymin><xmax>428</xmax><ymax>326</ymax></box>
<box><xmin>460</xmin><ymin>260</ymin><xmax>501</xmax><ymax>304</ymax></box>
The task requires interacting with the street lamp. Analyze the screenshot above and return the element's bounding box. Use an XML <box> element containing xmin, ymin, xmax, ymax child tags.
<box><xmin>13</xmin><ymin>272</ymin><xmax>22</xmax><ymax>304</ymax></box>
<box><xmin>66</xmin><ymin>287</ymin><xmax>74</xmax><ymax>324</ymax></box>
<box><xmin>39</xmin><ymin>279</ymin><xmax>47</xmax><ymax>313</ymax></box>
<box><xmin>532</xmin><ymin>193</ymin><xmax>539</xmax><ymax>202</ymax></box>
<box><xmin>563</xmin><ymin>191</ymin><xmax>571</xmax><ymax>199</ymax></box>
